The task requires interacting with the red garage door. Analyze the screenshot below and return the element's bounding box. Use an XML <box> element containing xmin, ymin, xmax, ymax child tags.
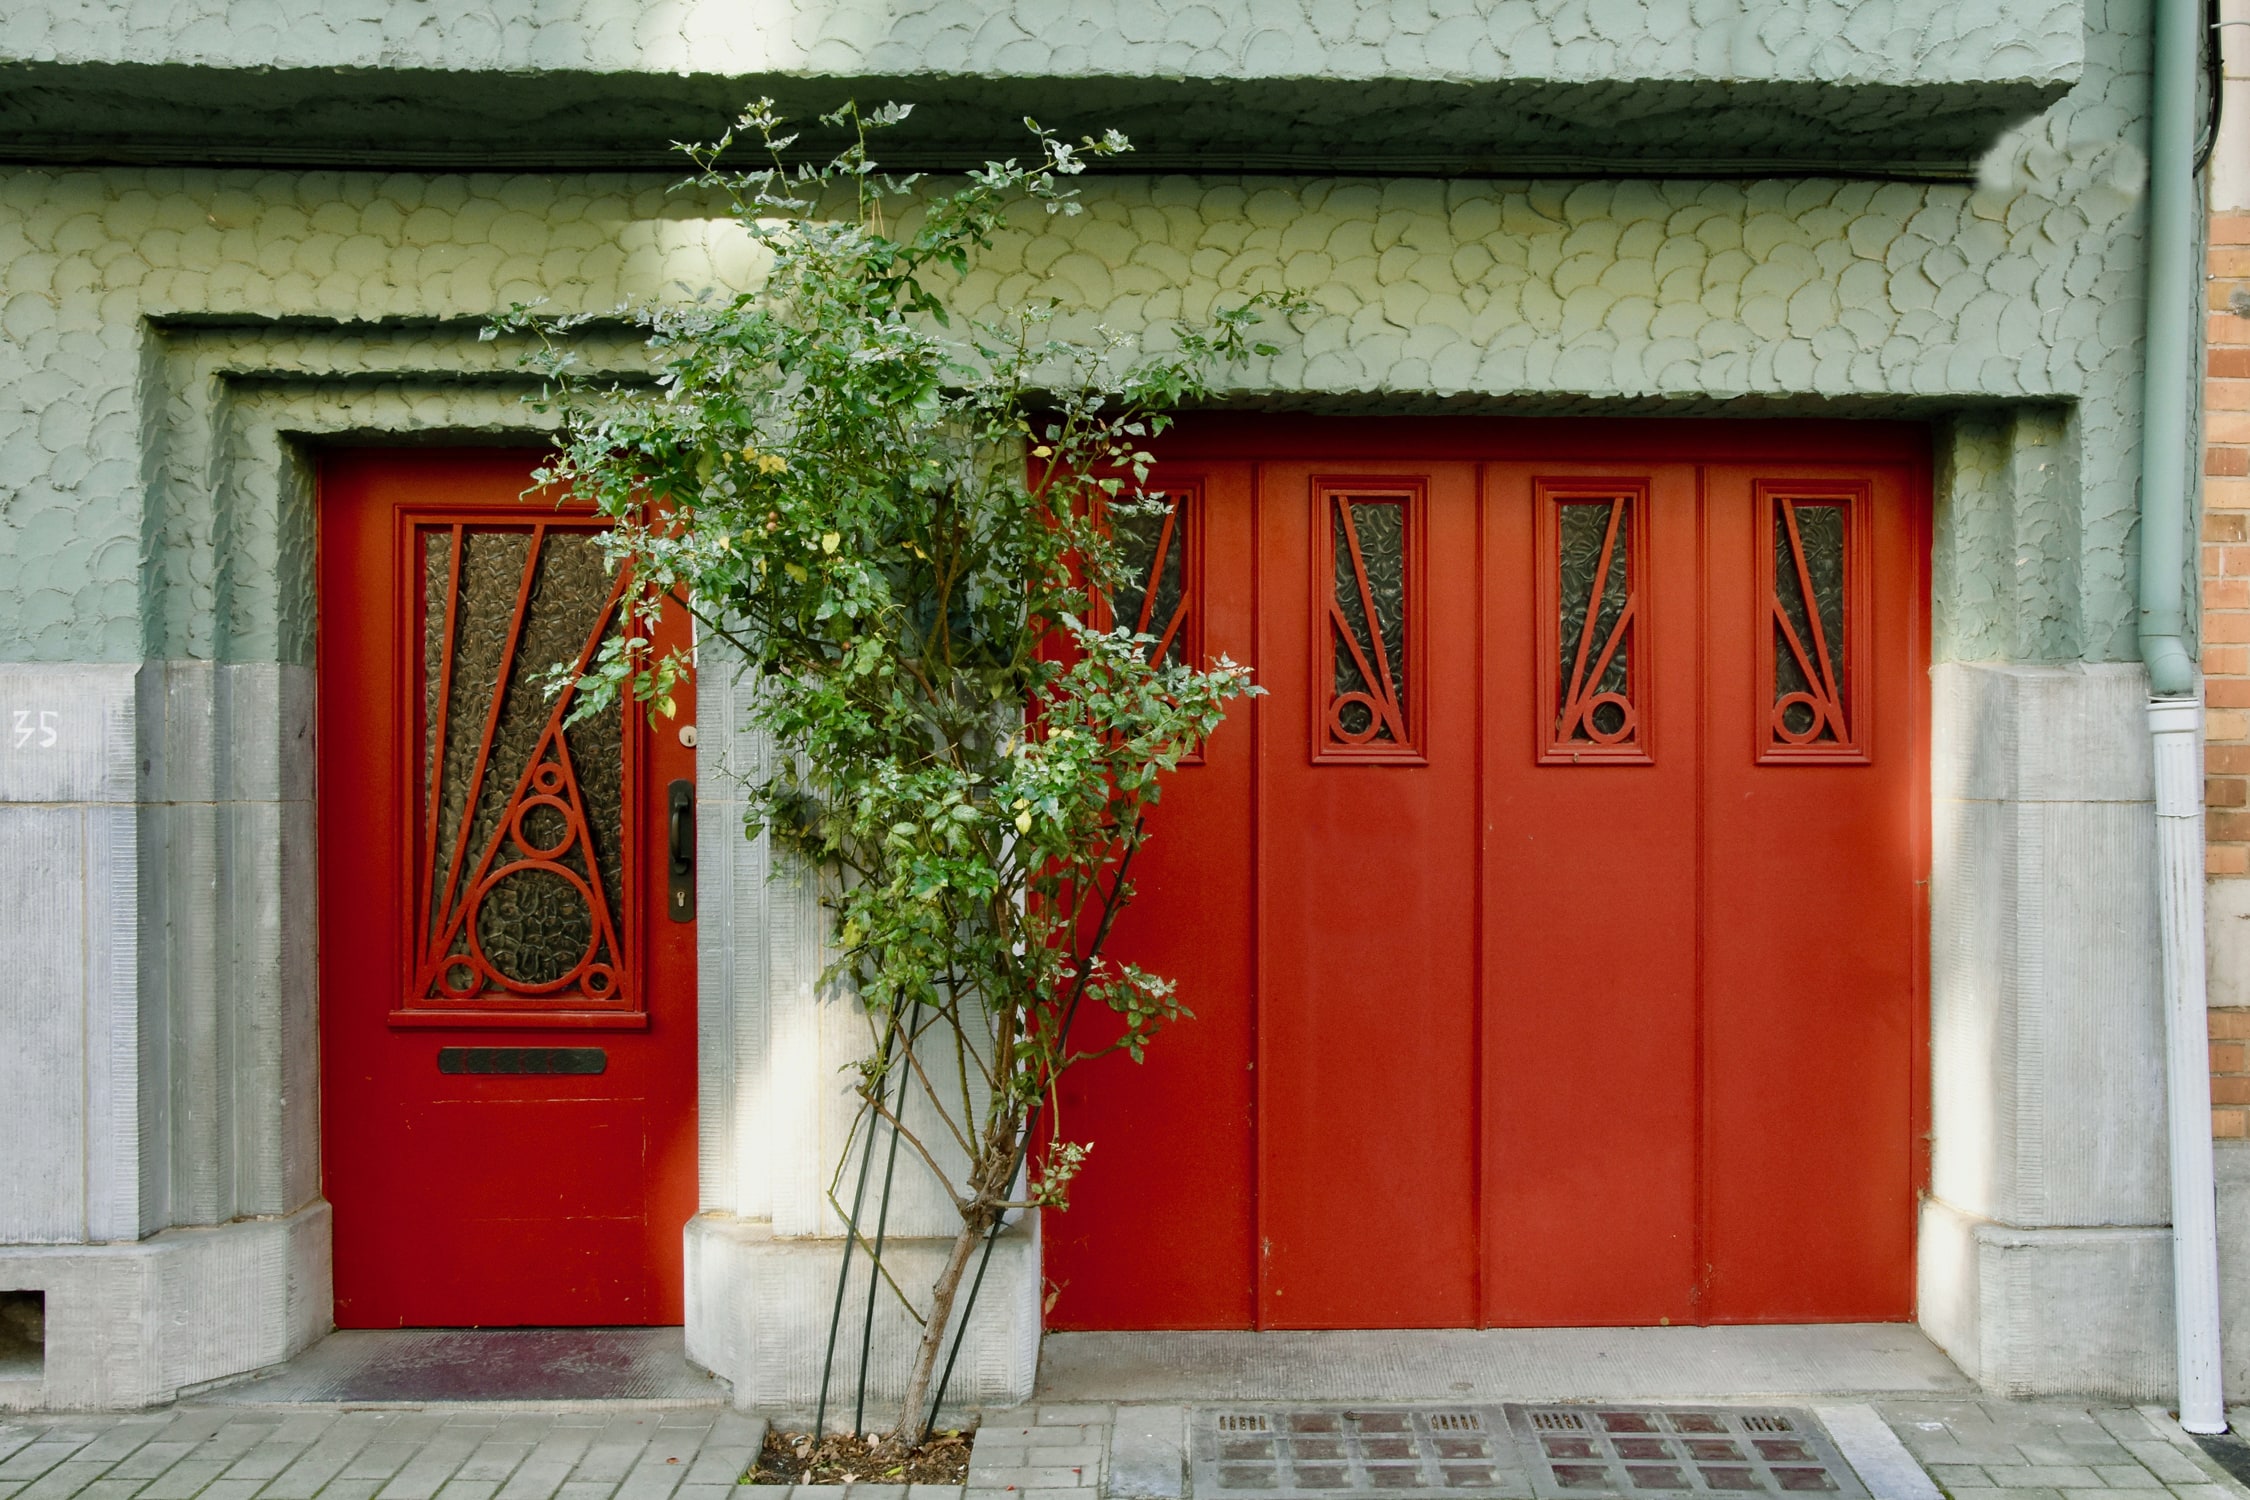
<box><xmin>1045</xmin><ymin>419</ymin><xmax>1928</xmax><ymax>1329</ymax></box>
<box><xmin>317</xmin><ymin>450</ymin><xmax>698</xmax><ymax>1327</ymax></box>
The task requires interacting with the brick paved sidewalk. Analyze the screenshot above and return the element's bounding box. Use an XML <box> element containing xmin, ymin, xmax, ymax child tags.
<box><xmin>0</xmin><ymin>1396</ymin><xmax>2242</xmax><ymax>1500</ymax></box>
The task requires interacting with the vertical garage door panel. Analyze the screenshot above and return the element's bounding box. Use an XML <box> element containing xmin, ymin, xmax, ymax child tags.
<box><xmin>1047</xmin><ymin>423</ymin><xmax>1926</xmax><ymax>1332</ymax></box>
<box><xmin>1480</xmin><ymin>462</ymin><xmax>1704</xmax><ymax>1326</ymax></box>
<box><xmin>1257</xmin><ymin>460</ymin><xmax>1481</xmax><ymax>1329</ymax></box>
<box><xmin>1044</xmin><ymin>462</ymin><xmax>1260</xmax><ymax>1330</ymax></box>
<box><xmin>1698</xmin><ymin>463</ymin><xmax>1920</xmax><ymax>1323</ymax></box>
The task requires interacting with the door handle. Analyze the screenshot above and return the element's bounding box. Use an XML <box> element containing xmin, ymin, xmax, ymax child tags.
<box><xmin>667</xmin><ymin>779</ymin><xmax>695</xmax><ymax>923</ymax></box>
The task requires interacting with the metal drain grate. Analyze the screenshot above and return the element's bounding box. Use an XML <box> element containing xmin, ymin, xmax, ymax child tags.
<box><xmin>1192</xmin><ymin>1407</ymin><xmax>1532</xmax><ymax>1497</ymax></box>
<box><xmin>1190</xmin><ymin>1406</ymin><xmax>1871</xmax><ymax>1500</ymax></box>
<box><xmin>1509</xmin><ymin>1407</ymin><xmax>1869</xmax><ymax>1499</ymax></box>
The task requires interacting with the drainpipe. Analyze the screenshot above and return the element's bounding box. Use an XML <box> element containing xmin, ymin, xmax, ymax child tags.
<box><xmin>2142</xmin><ymin>0</ymin><xmax>2227</xmax><ymax>1435</ymax></box>
<box><xmin>2152</xmin><ymin>694</ymin><xmax>2224</xmax><ymax>1434</ymax></box>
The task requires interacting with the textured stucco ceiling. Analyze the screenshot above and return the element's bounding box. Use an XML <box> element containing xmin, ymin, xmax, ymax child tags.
<box><xmin>0</xmin><ymin>0</ymin><xmax>2081</xmax><ymax>175</ymax></box>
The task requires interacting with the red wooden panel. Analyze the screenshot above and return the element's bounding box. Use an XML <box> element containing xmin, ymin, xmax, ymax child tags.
<box><xmin>375</xmin><ymin>1098</ymin><xmax>657</xmax><ymax>1326</ymax></box>
<box><xmin>317</xmin><ymin>449</ymin><xmax>699</xmax><ymax>1328</ymax></box>
<box><xmin>1256</xmin><ymin>459</ymin><xmax>1479</xmax><ymax>1328</ymax></box>
<box><xmin>1480</xmin><ymin>462</ymin><xmax>1702</xmax><ymax>1325</ymax></box>
<box><xmin>1049</xmin><ymin>418</ymin><xmax>1927</xmax><ymax>1333</ymax></box>
<box><xmin>1044</xmin><ymin>462</ymin><xmax>1259</xmax><ymax>1329</ymax></box>
<box><xmin>1697</xmin><ymin>462</ymin><xmax>1924</xmax><ymax>1322</ymax></box>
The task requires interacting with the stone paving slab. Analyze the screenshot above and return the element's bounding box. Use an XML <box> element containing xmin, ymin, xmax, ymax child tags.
<box><xmin>0</xmin><ymin>1397</ymin><xmax>2244</xmax><ymax>1500</ymax></box>
<box><xmin>0</xmin><ymin>1411</ymin><xmax>765</xmax><ymax>1500</ymax></box>
<box><xmin>963</xmin><ymin>1409</ymin><xmax>1105</xmax><ymax>1496</ymax></box>
<box><xmin>1875</xmin><ymin>1402</ymin><xmax>2247</xmax><ymax>1500</ymax></box>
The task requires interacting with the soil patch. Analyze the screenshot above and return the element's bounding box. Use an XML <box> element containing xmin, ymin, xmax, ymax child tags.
<box><xmin>746</xmin><ymin>1428</ymin><xmax>974</xmax><ymax>1486</ymax></box>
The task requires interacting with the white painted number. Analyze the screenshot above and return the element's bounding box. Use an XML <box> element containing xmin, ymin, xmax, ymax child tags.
<box><xmin>11</xmin><ymin>710</ymin><xmax>57</xmax><ymax>749</ymax></box>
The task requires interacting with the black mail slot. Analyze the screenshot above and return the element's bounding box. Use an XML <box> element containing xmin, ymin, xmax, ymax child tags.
<box><xmin>437</xmin><ymin>1047</ymin><xmax>607</xmax><ymax>1076</ymax></box>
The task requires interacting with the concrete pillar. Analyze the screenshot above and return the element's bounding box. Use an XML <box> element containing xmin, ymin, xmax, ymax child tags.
<box><xmin>0</xmin><ymin>661</ymin><xmax>329</xmax><ymax>1410</ymax></box>
<box><xmin>683</xmin><ymin>637</ymin><xmax>1041</xmax><ymax>1418</ymax></box>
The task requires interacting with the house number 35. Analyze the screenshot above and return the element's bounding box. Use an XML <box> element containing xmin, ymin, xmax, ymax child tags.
<box><xmin>11</xmin><ymin>710</ymin><xmax>58</xmax><ymax>749</ymax></box>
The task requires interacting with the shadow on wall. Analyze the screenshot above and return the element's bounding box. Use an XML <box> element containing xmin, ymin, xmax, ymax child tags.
<box><xmin>0</xmin><ymin>1291</ymin><xmax>42</xmax><ymax>1380</ymax></box>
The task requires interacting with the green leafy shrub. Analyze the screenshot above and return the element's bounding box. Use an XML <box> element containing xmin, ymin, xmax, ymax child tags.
<box><xmin>497</xmin><ymin>101</ymin><xmax>1290</xmax><ymax>1440</ymax></box>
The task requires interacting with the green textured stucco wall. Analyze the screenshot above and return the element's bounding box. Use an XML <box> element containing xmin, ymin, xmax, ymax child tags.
<box><xmin>6</xmin><ymin>0</ymin><xmax>2078</xmax><ymax>83</ymax></box>
<box><xmin>0</xmin><ymin>0</ymin><xmax>2079</xmax><ymax>173</ymax></box>
<box><xmin>0</xmin><ymin>0</ymin><xmax>2160</xmax><ymax>667</ymax></box>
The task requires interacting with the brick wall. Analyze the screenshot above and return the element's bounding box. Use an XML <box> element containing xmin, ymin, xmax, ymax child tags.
<box><xmin>2209</xmin><ymin>217</ymin><xmax>2250</xmax><ymax>886</ymax></box>
<box><xmin>2214</xmin><ymin>216</ymin><xmax>2250</xmax><ymax>1137</ymax></box>
<box><xmin>2217</xmin><ymin>1008</ymin><xmax>2250</xmax><ymax>1139</ymax></box>
<box><xmin>2212</xmin><ymin>0</ymin><xmax>2250</xmax><ymax>1136</ymax></box>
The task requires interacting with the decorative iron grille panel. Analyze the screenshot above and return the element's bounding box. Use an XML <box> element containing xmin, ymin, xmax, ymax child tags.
<box><xmin>1111</xmin><ymin>489</ymin><xmax>1194</xmax><ymax>666</ymax></box>
<box><xmin>410</xmin><ymin>521</ymin><xmax>637</xmax><ymax>1018</ymax></box>
<box><xmin>1553</xmin><ymin>496</ymin><xmax>1640</xmax><ymax>753</ymax></box>
<box><xmin>1330</xmin><ymin>497</ymin><xmax>1407</xmax><ymax>744</ymax></box>
<box><xmin>1319</xmin><ymin>489</ymin><xmax>1419</xmax><ymax>758</ymax></box>
<box><xmin>1767</xmin><ymin>497</ymin><xmax>1851</xmax><ymax>752</ymax></box>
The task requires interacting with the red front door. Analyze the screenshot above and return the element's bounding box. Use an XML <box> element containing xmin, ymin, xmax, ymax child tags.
<box><xmin>1045</xmin><ymin>419</ymin><xmax>1928</xmax><ymax>1329</ymax></box>
<box><xmin>317</xmin><ymin>450</ymin><xmax>698</xmax><ymax>1327</ymax></box>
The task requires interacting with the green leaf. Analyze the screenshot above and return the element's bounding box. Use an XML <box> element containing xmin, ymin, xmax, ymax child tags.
<box><xmin>490</xmin><ymin>101</ymin><xmax>1285</xmax><ymax>1430</ymax></box>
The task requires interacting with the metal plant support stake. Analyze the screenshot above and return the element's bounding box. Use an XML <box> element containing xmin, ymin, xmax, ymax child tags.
<box><xmin>504</xmin><ymin>98</ymin><xmax>1284</xmax><ymax>1441</ymax></box>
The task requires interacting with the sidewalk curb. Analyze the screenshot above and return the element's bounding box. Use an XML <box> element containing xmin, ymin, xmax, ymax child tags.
<box><xmin>1814</xmin><ymin>1404</ymin><xmax>1943</xmax><ymax>1500</ymax></box>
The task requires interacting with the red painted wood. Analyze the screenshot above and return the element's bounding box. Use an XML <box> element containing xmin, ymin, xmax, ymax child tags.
<box><xmin>1048</xmin><ymin>418</ymin><xmax>1926</xmax><ymax>1330</ymax></box>
<box><xmin>1697</xmin><ymin>461</ymin><xmax>1922</xmax><ymax>1322</ymax></box>
<box><xmin>317</xmin><ymin>450</ymin><xmax>698</xmax><ymax>1328</ymax></box>
<box><xmin>1046</xmin><ymin>463</ymin><xmax>1259</xmax><ymax>1330</ymax></box>
<box><xmin>1255</xmin><ymin>460</ymin><xmax>1481</xmax><ymax>1327</ymax></box>
<box><xmin>1481</xmin><ymin>460</ymin><xmax>1703</xmax><ymax>1325</ymax></box>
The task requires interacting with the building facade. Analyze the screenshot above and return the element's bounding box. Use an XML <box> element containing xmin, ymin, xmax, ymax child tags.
<box><xmin>2204</xmin><ymin>0</ymin><xmax>2250</xmax><ymax>1405</ymax></box>
<box><xmin>0</xmin><ymin>0</ymin><xmax>2217</xmax><ymax>1412</ymax></box>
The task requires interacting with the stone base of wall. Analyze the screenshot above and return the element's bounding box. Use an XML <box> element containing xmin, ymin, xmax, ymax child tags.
<box><xmin>1922</xmin><ymin>661</ymin><xmax>2175</xmax><ymax>1399</ymax></box>
<box><xmin>1917</xmin><ymin>1198</ymin><xmax>2174</xmax><ymax>1399</ymax></box>
<box><xmin>0</xmin><ymin>1200</ymin><xmax>331</xmax><ymax>1410</ymax></box>
<box><xmin>2210</xmin><ymin>1142</ymin><xmax>2250</xmax><ymax>1397</ymax></box>
<box><xmin>684</xmin><ymin>1211</ymin><xmax>1040</xmax><ymax>1420</ymax></box>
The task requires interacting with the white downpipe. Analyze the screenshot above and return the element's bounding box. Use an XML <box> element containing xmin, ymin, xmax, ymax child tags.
<box><xmin>2152</xmin><ymin>695</ymin><xmax>2226</xmax><ymax>1432</ymax></box>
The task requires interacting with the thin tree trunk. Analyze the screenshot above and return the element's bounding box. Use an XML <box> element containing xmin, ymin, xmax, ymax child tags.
<box><xmin>891</xmin><ymin>1210</ymin><xmax>991</xmax><ymax>1443</ymax></box>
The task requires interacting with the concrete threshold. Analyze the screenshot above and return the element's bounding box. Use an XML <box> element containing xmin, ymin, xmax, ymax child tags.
<box><xmin>1033</xmin><ymin>1324</ymin><xmax>1974</xmax><ymax>1405</ymax></box>
<box><xmin>196</xmin><ymin>1326</ymin><xmax>726</xmax><ymax>1406</ymax></box>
